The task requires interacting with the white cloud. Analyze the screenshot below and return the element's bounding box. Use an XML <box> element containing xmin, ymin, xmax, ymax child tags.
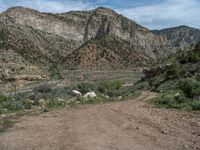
<box><xmin>117</xmin><ymin>0</ymin><xmax>200</xmax><ymax>29</ymax></box>
<box><xmin>0</xmin><ymin>0</ymin><xmax>94</xmax><ymax>13</ymax></box>
<box><xmin>0</xmin><ymin>0</ymin><xmax>199</xmax><ymax>29</ymax></box>
<box><xmin>16</xmin><ymin>0</ymin><xmax>94</xmax><ymax>12</ymax></box>
<box><xmin>0</xmin><ymin>0</ymin><xmax>8</xmax><ymax>11</ymax></box>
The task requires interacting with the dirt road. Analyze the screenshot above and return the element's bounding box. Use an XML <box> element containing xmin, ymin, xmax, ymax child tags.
<box><xmin>0</xmin><ymin>92</ymin><xmax>200</xmax><ymax>150</ymax></box>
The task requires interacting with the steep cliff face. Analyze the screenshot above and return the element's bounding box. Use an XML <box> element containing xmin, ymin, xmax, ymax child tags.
<box><xmin>4</xmin><ymin>6</ymin><xmax>89</xmax><ymax>41</ymax></box>
<box><xmin>153</xmin><ymin>26</ymin><xmax>200</xmax><ymax>49</ymax></box>
<box><xmin>2</xmin><ymin>6</ymin><xmax>169</xmax><ymax>58</ymax></box>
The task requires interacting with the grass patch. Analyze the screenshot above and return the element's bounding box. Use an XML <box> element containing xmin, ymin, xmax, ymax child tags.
<box><xmin>0</xmin><ymin>119</ymin><xmax>16</xmax><ymax>133</ymax></box>
<box><xmin>1</xmin><ymin>80</ymin><xmax>141</xmax><ymax>114</ymax></box>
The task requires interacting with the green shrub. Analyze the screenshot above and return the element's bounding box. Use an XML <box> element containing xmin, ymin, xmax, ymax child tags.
<box><xmin>0</xmin><ymin>94</ymin><xmax>12</xmax><ymax>103</ymax></box>
<box><xmin>178</xmin><ymin>51</ymin><xmax>189</xmax><ymax>64</ymax></box>
<box><xmin>4</xmin><ymin>101</ymin><xmax>23</xmax><ymax>111</ymax></box>
<box><xmin>178</xmin><ymin>45</ymin><xmax>200</xmax><ymax>64</ymax></box>
<box><xmin>22</xmin><ymin>100</ymin><xmax>33</xmax><ymax>110</ymax></box>
<box><xmin>0</xmin><ymin>94</ymin><xmax>34</xmax><ymax>112</ymax></box>
<box><xmin>0</xmin><ymin>95</ymin><xmax>22</xmax><ymax>111</ymax></box>
<box><xmin>33</xmin><ymin>83</ymin><xmax>52</xmax><ymax>93</ymax></box>
<box><xmin>46</xmin><ymin>99</ymin><xmax>66</xmax><ymax>108</ymax></box>
<box><xmin>157</xmin><ymin>80</ymin><xmax>179</xmax><ymax>92</ymax></box>
<box><xmin>154</xmin><ymin>89</ymin><xmax>200</xmax><ymax>111</ymax></box>
<box><xmin>180</xmin><ymin>63</ymin><xmax>196</xmax><ymax>78</ymax></box>
<box><xmin>97</xmin><ymin>80</ymin><xmax>124</xmax><ymax>97</ymax></box>
<box><xmin>98</xmin><ymin>80</ymin><xmax>123</xmax><ymax>91</ymax></box>
<box><xmin>189</xmin><ymin>52</ymin><xmax>200</xmax><ymax>63</ymax></box>
<box><xmin>191</xmin><ymin>101</ymin><xmax>200</xmax><ymax>110</ymax></box>
<box><xmin>166</xmin><ymin>61</ymin><xmax>180</xmax><ymax>79</ymax></box>
<box><xmin>135</xmin><ymin>80</ymin><xmax>150</xmax><ymax>90</ymax></box>
<box><xmin>178</xmin><ymin>78</ymin><xmax>200</xmax><ymax>98</ymax></box>
<box><xmin>154</xmin><ymin>91</ymin><xmax>189</xmax><ymax>109</ymax></box>
<box><xmin>196</xmin><ymin>73</ymin><xmax>200</xmax><ymax>81</ymax></box>
<box><xmin>154</xmin><ymin>93</ymin><xmax>175</xmax><ymax>108</ymax></box>
<box><xmin>192</xmin><ymin>87</ymin><xmax>200</xmax><ymax>97</ymax></box>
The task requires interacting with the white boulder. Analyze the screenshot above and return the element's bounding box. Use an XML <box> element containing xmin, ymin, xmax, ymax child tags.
<box><xmin>72</xmin><ymin>90</ymin><xmax>82</xmax><ymax>97</ymax></box>
<box><xmin>83</xmin><ymin>91</ymin><xmax>97</xmax><ymax>99</ymax></box>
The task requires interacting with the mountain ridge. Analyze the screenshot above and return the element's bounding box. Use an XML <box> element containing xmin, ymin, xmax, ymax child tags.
<box><xmin>0</xmin><ymin>6</ymin><xmax>200</xmax><ymax>79</ymax></box>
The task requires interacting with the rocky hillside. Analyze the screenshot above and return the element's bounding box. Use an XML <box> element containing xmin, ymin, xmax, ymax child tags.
<box><xmin>153</xmin><ymin>26</ymin><xmax>200</xmax><ymax>48</ymax></box>
<box><xmin>0</xmin><ymin>8</ymin><xmax>82</xmax><ymax>79</ymax></box>
<box><xmin>0</xmin><ymin>6</ymin><xmax>200</xmax><ymax>76</ymax></box>
<box><xmin>64</xmin><ymin>36</ymin><xmax>153</xmax><ymax>70</ymax></box>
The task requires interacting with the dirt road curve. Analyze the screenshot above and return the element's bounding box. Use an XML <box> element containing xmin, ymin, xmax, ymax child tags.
<box><xmin>0</xmin><ymin>92</ymin><xmax>200</xmax><ymax>150</ymax></box>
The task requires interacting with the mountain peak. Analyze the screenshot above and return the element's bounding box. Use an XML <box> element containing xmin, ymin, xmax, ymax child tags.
<box><xmin>6</xmin><ymin>6</ymin><xmax>27</xmax><ymax>11</ymax></box>
<box><xmin>95</xmin><ymin>6</ymin><xmax>113</xmax><ymax>11</ymax></box>
<box><xmin>93</xmin><ymin>6</ymin><xmax>117</xmax><ymax>15</ymax></box>
<box><xmin>169</xmin><ymin>25</ymin><xmax>194</xmax><ymax>30</ymax></box>
<box><xmin>4</xmin><ymin>6</ymin><xmax>38</xmax><ymax>14</ymax></box>
<box><xmin>178</xmin><ymin>25</ymin><xmax>190</xmax><ymax>28</ymax></box>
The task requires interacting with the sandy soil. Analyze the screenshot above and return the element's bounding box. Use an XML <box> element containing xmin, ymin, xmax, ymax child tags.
<box><xmin>0</xmin><ymin>92</ymin><xmax>200</xmax><ymax>150</ymax></box>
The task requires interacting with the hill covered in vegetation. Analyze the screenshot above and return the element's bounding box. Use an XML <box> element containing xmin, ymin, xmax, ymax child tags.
<box><xmin>136</xmin><ymin>42</ymin><xmax>200</xmax><ymax>110</ymax></box>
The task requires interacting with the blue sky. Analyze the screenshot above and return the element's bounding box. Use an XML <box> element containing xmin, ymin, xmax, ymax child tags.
<box><xmin>0</xmin><ymin>0</ymin><xmax>200</xmax><ymax>29</ymax></box>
